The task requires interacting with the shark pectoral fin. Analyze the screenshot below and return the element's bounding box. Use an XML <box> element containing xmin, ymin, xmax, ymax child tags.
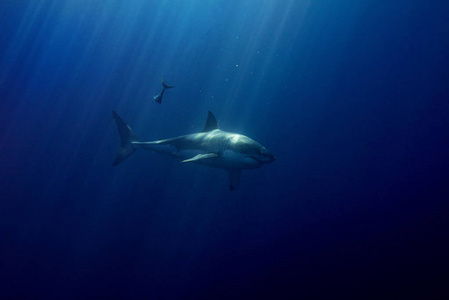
<box><xmin>228</xmin><ymin>169</ymin><xmax>241</xmax><ymax>191</ymax></box>
<box><xmin>181</xmin><ymin>153</ymin><xmax>218</xmax><ymax>163</ymax></box>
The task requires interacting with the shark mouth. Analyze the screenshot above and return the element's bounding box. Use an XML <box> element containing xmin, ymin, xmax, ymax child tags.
<box><xmin>251</xmin><ymin>154</ymin><xmax>275</xmax><ymax>164</ymax></box>
<box><xmin>250</xmin><ymin>156</ymin><xmax>265</xmax><ymax>165</ymax></box>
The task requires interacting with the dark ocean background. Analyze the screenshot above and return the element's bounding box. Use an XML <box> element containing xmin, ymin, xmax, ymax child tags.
<box><xmin>1</xmin><ymin>1</ymin><xmax>449</xmax><ymax>299</ymax></box>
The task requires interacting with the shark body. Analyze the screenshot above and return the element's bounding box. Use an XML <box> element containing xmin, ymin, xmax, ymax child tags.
<box><xmin>112</xmin><ymin>111</ymin><xmax>275</xmax><ymax>190</ymax></box>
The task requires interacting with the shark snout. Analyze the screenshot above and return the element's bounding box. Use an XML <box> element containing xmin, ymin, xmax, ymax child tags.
<box><xmin>252</xmin><ymin>152</ymin><xmax>275</xmax><ymax>164</ymax></box>
<box><xmin>262</xmin><ymin>148</ymin><xmax>275</xmax><ymax>163</ymax></box>
<box><xmin>266</xmin><ymin>153</ymin><xmax>275</xmax><ymax>163</ymax></box>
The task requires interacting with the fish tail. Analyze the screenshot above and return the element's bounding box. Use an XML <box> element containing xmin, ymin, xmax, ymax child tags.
<box><xmin>162</xmin><ymin>80</ymin><xmax>175</xmax><ymax>89</ymax></box>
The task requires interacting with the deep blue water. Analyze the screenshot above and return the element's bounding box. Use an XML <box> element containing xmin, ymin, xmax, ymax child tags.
<box><xmin>1</xmin><ymin>1</ymin><xmax>449</xmax><ymax>299</ymax></box>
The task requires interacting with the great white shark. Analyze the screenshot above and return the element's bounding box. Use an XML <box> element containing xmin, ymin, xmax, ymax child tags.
<box><xmin>112</xmin><ymin>111</ymin><xmax>275</xmax><ymax>190</ymax></box>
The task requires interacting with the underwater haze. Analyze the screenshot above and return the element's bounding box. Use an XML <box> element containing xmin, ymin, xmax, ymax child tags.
<box><xmin>1</xmin><ymin>1</ymin><xmax>449</xmax><ymax>299</ymax></box>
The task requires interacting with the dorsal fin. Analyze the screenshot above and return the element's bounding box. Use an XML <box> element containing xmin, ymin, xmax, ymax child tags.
<box><xmin>202</xmin><ymin>111</ymin><xmax>218</xmax><ymax>132</ymax></box>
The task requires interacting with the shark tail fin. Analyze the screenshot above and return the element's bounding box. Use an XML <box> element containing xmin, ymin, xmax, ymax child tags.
<box><xmin>112</xmin><ymin>111</ymin><xmax>139</xmax><ymax>166</ymax></box>
<box><xmin>162</xmin><ymin>80</ymin><xmax>175</xmax><ymax>89</ymax></box>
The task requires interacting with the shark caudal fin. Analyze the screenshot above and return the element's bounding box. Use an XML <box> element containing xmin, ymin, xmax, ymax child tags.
<box><xmin>112</xmin><ymin>111</ymin><xmax>139</xmax><ymax>166</ymax></box>
<box><xmin>161</xmin><ymin>80</ymin><xmax>175</xmax><ymax>89</ymax></box>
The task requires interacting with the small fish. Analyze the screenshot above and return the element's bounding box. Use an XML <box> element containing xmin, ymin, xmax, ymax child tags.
<box><xmin>153</xmin><ymin>80</ymin><xmax>175</xmax><ymax>104</ymax></box>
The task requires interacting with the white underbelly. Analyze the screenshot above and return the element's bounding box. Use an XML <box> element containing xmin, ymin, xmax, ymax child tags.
<box><xmin>197</xmin><ymin>150</ymin><xmax>261</xmax><ymax>169</ymax></box>
<box><xmin>177</xmin><ymin>149</ymin><xmax>207</xmax><ymax>160</ymax></box>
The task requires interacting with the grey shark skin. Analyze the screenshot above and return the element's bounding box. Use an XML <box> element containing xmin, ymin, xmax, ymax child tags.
<box><xmin>153</xmin><ymin>80</ymin><xmax>175</xmax><ymax>104</ymax></box>
<box><xmin>112</xmin><ymin>111</ymin><xmax>275</xmax><ymax>190</ymax></box>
